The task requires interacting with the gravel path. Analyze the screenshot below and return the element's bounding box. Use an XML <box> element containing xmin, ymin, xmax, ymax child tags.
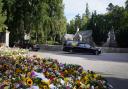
<box><xmin>29</xmin><ymin>51</ymin><xmax>128</xmax><ymax>89</ymax></box>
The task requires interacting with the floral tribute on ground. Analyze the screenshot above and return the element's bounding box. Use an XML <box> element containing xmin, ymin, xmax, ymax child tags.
<box><xmin>0</xmin><ymin>48</ymin><xmax>112</xmax><ymax>89</ymax></box>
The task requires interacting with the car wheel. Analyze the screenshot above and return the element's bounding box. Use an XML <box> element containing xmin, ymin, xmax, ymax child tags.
<box><xmin>69</xmin><ymin>49</ymin><xmax>73</xmax><ymax>53</ymax></box>
<box><xmin>35</xmin><ymin>49</ymin><xmax>38</xmax><ymax>51</ymax></box>
<box><xmin>95</xmin><ymin>51</ymin><xmax>99</xmax><ymax>55</ymax></box>
<box><xmin>29</xmin><ymin>47</ymin><xmax>32</xmax><ymax>51</ymax></box>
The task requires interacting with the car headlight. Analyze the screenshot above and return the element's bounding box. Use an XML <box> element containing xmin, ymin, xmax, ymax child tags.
<box><xmin>98</xmin><ymin>48</ymin><xmax>101</xmax><ymax>51</ymax></box>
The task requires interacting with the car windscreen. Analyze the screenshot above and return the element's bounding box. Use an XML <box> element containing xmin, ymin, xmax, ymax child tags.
<box><xmin>65</xmin><ymin>41</ymin><xmax>78</xmax><ymax>47</ymax></box>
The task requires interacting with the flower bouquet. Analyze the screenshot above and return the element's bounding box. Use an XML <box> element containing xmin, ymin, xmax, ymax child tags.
<box><xmin>0</xmin><ymin>47</ymin><xmax>28</xmax><ymax>56</ymax></box>
<box><xmin>0</xmin><ymin>53</ymin><xmax>113</xmax><ymax>89</ymax></box>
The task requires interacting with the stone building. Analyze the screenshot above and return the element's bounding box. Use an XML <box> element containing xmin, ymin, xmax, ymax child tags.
<box><xmin>63</xmin><ymin>34</ymin><xmax>75</xmax><ymax>41</ymax></box>
<box><xmin>0</xmin><ymin>32</ymin><xmax>5</xmax><ymax>46</ymax></box>
<box><xmin>63</xmin><ymin>30</ymin><xmax>95</xmax><ymax>46</ymax></box>
<box><xmin>103</xmin><ymin>29</ymin><xmax>117</xmax><ymax>47</ymax></box>
<box><xmin>0</xmin><ymin>30</ymin><xmax>10</xmax><ymax>47</ymax></box>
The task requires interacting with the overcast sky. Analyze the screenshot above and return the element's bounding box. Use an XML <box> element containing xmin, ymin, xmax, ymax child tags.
<box><xmin>63</xmin><ymin>0</ymin><xmax>125</xmax><ymax>22</ymax></box>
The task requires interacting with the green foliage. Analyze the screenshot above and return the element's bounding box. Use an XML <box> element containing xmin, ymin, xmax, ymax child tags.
<box><xmin>106</xmin><ymin>3</ymin><xmax>114</xmax><ymax>12</ymax></box>
<box><xmin>85</xmin><ymin>3</ymin><xmax>90</xmax><ymax>18</ymax></box>
<box><xmin>106</xmin><ymin>3</ymin><xmax>128</xmax><ymax>47</ymax></box>
<box><xmin>87</xmin><ymin>2</ymin><xmax>128</xmax><ymax>47</ymax></box>
<box><xmin>0</xmin><ymin>0</ymin><xmax>6</xmax><ymax>31</ymax></box>
<box><xmin>1</xmin><ymin>0</ymin><xmax>128</xmax><ymax>47</ymax></box>
<box><xmin>67</xmin><ymin>3</ymin><xmax>90</xmax><ymax>34</ymax></box>
<box><xmin>1</xmin><ymin>0</ymin><xmax>66</xmax><ymax>45</ymax></box>
<box><xmin>46</xmin><ymin>40</ymin><xmax>61</xmax><ymax>45</ymax></box>
<box><xmin>116</xmin><ymin>28</ymin><xmax>128</xmax><ymax>47</ymax></box>
<box><xmin>67</xmin><ymin>19</ymin><xmax>76</xmax><ymax>34</ymax></box>
<box><xmin>88</xmin><ymin>13</ymin><xmax>109</xmax><ymax>46</ymax></box>
<box><xmin>41</xmin><ymin>0</ymin><xmax>66</xmax><ymax>43</ymax></box>
<box><xmin>67</xmin><ymin>14</ymin><xmax>89</xmax><ymax>34</ymax></box>
<box><xmin>125</xmin><ymin>0</ymin><xmax>128</xmax><ymax>10</ymax></box>
<box><xmin>81</xmin><ymin>14</ymin><xmax>88</xmax><ymax>30</ymax></box>
<box><xmin>75</xmin><ymin>14</ymin><xmax>82</xmax><ymax>30</ymax></box>
<box><xmin>67</xmin><ymin>1</ymin><xmax>128</xmax><ymax>47</ymax></box>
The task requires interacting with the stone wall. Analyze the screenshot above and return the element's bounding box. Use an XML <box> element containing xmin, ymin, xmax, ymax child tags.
<box><xmin>40</xmin><ymin>44</ymin><xmax>128</xmax><ymax>53</ymax></box>
<box><xmin>0</xmin><ymin>43</ymin><xmax>5</xmax><ymax>47</ymax></box>
<box><xmin>98</xmin><ymin>47</ymin><xmax>128</xmax><ymax>53</ymax></box>
<box><xmin>74</xmin><ymin>30</ymin><xmax>93</xmax><ymax>45</ymax></box>
<box><xmin>0</xmin><ymin>32</ymin><xmax>5</xmax><ymax>43</ymax></box>
<box><xmin>40</xmin><ymin>44</ymin><xmax>63</xmax><ymax>51</ymax></box>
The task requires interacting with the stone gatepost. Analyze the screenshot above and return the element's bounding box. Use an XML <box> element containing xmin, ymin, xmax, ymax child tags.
<box><xmin>5</xmin><ymin>30</ymin><xmax>10</xmax><ymax>47</ymax></box>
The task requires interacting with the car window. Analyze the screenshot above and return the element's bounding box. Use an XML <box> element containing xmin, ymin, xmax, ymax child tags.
<box><xmin>79</xmin><ymin>44</ymin><xmax>85</xmax><ymax>47</ymax></box>
<box><xmin>78</xmin><ymin>43</ymin><xmax>91</xmax><ymax>48</ymax></box>
<box><xmin>66</xmin><ymin>41</ymin><xmax>78</xmax><ymax>46</ymax></box>
<box><xmin>85</xmin><ymin>44</ymin><xmax>91</xmax><ymax>48</ymax></box>
<box><xmin>71</xmin><ymin>42</ymin><xmax>78</xmax><ymax>47</ymax></box>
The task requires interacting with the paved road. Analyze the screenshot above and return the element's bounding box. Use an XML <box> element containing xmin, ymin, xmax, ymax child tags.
<box><xmin>29</xmin><ymin>51</ymin><xmax>128</xmax><ymax>89</ymax></box>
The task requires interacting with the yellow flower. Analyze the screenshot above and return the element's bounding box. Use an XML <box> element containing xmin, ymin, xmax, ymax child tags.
<box><xmin>84</xmin><ymin>76</ymin><xmax>89</xmax><ymax>81</ymax></box>
<box><xmin>42</xmin><ymin>85</ymin><xmax>49</xmax><ymax>89</ymax></box>
<box><xmin>94</xmin><ymin>74</ymin><xmax>98</xmax><ymax>79</ymax></box>
<box><xmin>41</xmin><ymin>80</ymin><xmax>50</xmax><ymax>85</ymax></box>
<box><xmin>76</xmin><ymin>80</ymin><xmax>81</xmax><ymax>85</ymax></box>
<box><xmin>45</xmin><ymin>72</ymin><xmax>49</xmax><ymax>77</ymax></box>
<box><xmin>82</xmin><ymin>71</ymin><xmax>86</xmax><ymax>75</ymax></box>
<box><xmin>21</xmin><ymin>74</ymin><xmax>26</xmax><ymax>82</ymax></box>
<box><xmin>40</xmin><ymin>80</ymin><xmax>50</xmax><ymax>89</ymax></box>
<box><xmin>64</xmin><ymin>78</ymin><xmax>69</xmax><ymax>84</ymax></box>
<box><xmin>26</xmin><ymin>78</ymin><xmax>33</xmax><ymax>86</ymax></box>
<box><xmin>24</xmin><ymin>66</ymin><xmax>28</xmax><ymax>72</ymax></box>
<box><xmin>81</xmin><ymin>76</ymin><xmax>89</xmax><ymax>84</ymax></box>
<box><xmin>64</xmin><ymin>70</ymin><xmax>68</xmax><ymax>74</ymax></box>
<box><xmin>3</xmin><ymin>80</ymin><xmax>9</xmax><ymax>85</ymax></box>
<box><xmin>27</xmin><ymin>72</ymin><xmax>31</xmax><ymax>77</ymax></box>
<box><xmin>39</xmin><ymin>84</ymin><xmax>50</xmax><ymax>89</ymax></box>
<box><xmin>3</xmin><ymin>64</ymin><xmax>8</xmax><ymax>69</ymax></box>
<box><xmin>86</xmin><ymin>84</ymin><xmax>90</xmax><ymax>88</ymax></box>
<box><xmin>15</xmin><ymin>68</ymin><xmax>22</xmax><ymax>73</ymax></box>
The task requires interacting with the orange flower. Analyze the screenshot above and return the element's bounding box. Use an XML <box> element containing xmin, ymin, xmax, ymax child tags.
<box><xmin>76</xmin><ymin>80</ymin><xmax>81</xmax><ymax>85</ymax></box>
<box><xmin>15</xmin><ymin>68</ymin><xmax>22</xmax><ymax>73</ymax></box>
<box><xmin>26</xmin><ymin>78</ymin><xmax>33</xmax><ymax>86</ymax></box>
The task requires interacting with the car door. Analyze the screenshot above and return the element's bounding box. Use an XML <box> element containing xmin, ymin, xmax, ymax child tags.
<box><xmin>80</xmin><ymin>43</ymin><xmax>90</xmax><ymax>53</ymax></box>
<box><xmin>72</xmin><ymin>46</ymin><xmax>79</xmax><ymax>52</ymax></box>
<box><xmin>77</xmin><ymin>43</ymin><xmax>87</xmax><ymax>53</ymax></box>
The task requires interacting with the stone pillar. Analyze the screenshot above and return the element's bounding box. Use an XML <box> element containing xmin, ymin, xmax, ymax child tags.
<box><xmin>5</xmin><ymin>30</ymin><xmax>10</xmax><ymax>47</ymax></box>
<box><xmin>24</xmin><ymin>33</ymin><xmax>30</xmax><ymax>40</ymax></box>
<box><xmin>79</xmin><ymin>34</ymin><xmax>82</xmax><ymax>42</ymax></box>
<box><xmin>76</xmin><ymin>27</ymin><xmax>79</xmax><ymax>33</ymax></box>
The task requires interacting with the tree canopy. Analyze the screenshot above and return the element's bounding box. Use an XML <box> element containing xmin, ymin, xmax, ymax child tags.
<box><xmin>1</xmin><ymin>0</ymin><xmax>128</xmax><ymax>47</ymax></box>
<box><xmin>67</xmin><ymin>1</ymin><xmax>128</xmax><ymax>47</ymax></box>
<box><xmin>0</xmin><ymin>0</ymin><xmax>66</xmax><ymax>45</ymax></box>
